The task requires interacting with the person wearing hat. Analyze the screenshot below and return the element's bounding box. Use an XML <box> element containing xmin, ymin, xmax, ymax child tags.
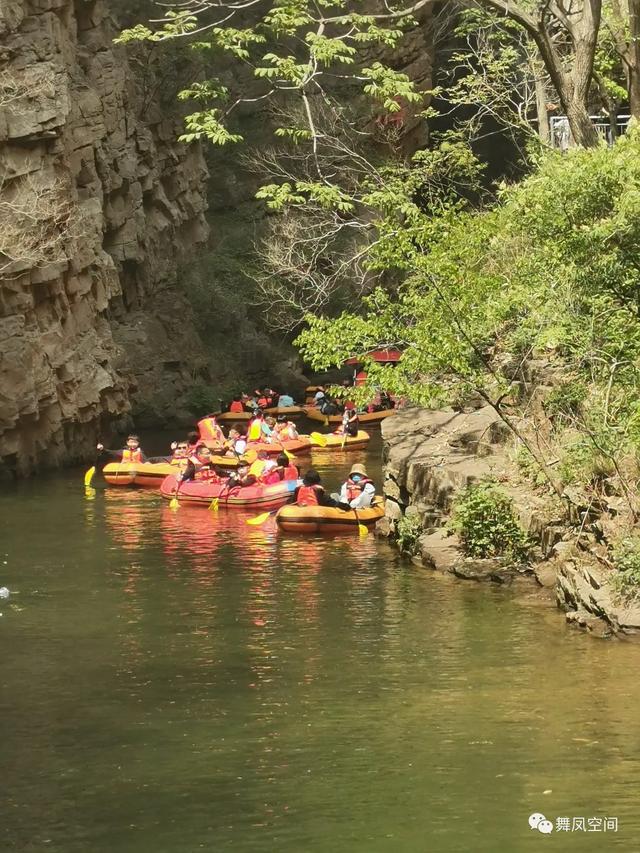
<box><xmin>332</xmin><ymin>463</ymin><xmax>376</xmax><ymax>509</ymax></box>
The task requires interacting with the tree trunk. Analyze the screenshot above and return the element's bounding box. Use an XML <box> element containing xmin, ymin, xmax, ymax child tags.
<box><xmin>629</xmin><ymin>0</ymin><xmax>640</xmax><ymax>120</ymax></box>
<box><xmin>565</xmin><ymin>98</ymin><xmax>599</xmax><ymax>147</ymax></box>
<box><xmin>535</xmin><ymin>74</ymin><xmax>550</xmax><ymax>143</ymax></box>
<box><xmin>629</xmin><ymin>64</ymin><xmax>640</xmax><ymax>121</ymax></box>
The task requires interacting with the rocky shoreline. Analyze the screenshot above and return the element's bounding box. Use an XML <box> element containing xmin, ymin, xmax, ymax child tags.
<box><xmin>378</xmin><ymin>406</ymin><xmax>640</xmax><ymax>639</ymax></box>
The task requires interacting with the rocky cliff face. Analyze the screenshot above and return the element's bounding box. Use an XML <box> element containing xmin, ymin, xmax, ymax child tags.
<box><xmin>0</xmin><ymin>0</ymin><xmax>209</xmax><ymax>477</ymax></box>
<box><xmin>380</xmin><ymin>407</ymin><xmax>640</xmax><ymax>637</ymax></box>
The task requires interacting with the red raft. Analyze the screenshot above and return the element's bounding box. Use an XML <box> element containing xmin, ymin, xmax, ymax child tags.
<box><xmin>160</xmin><ymin>475</ymin><xmax>300</xmax><ymax>508</ymax></box>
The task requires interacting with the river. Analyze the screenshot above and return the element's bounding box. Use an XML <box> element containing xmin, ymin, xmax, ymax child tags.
<box><xmin>1</xmin><ymin>429</ymin><xmax>639</xmax><ymax>851</ymax></box>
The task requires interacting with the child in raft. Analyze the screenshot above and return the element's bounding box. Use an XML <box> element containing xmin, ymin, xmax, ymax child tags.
<box><xmin>288</xmin><ymin>469</ymin><xmax>336</xmax><ymax>507</ymax></box>
<box><xmin>273</xmin><ymin>416</ymin><xmax>298</xmax><ymax>442</ymax></box>
<box><xmin>262</xmin><ymin>453</ymin><xmax>299</xmax><ymax>484</ymax></box>
<box><xmin>96</xmin><ymin>434</ymin><xmax>147</xmax><ymax>463</ymax></box>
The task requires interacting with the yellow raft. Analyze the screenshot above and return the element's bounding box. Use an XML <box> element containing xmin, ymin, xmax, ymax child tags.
<box><xmin>310</xmin><ymin>430</ymin><xmax>370</xmax><ymax>452</ymax></box>
<box><xmin>102</xmin><ymin>456</ymin><xmax>240</xmax><ymax>488</ymax></box>
<box><xmin>275</xmin><ymin>499</ymin><xmax>384</xmax><ymax>534</ymax></box>
<box><xmin>304</xmin><ymin>407</ymin><xmax>396</xmax><ymax>425</ymax></box>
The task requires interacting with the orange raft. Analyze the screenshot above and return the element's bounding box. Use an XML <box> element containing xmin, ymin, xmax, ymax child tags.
<box><xmin>160</xmin><ymin>474</ymin><xmax>299</xmax><ymax>508</ymax></box>
<box><xmin>303</xmin><ymin>407</ymin><xmax>396</xmax><ymax>425</ymax></box>
<box><xmin>310</xmin><ymin>430</ymin><xmax>370</xmax><ymax>452</ymax></box>
<box><xmin>275</xmin><ymin>499</ymin><xmax>384</xmax><ymax>534</ymax></box>
<box><xmin>102</xmin><ymin>457</ymin><xmax>240</xmax><ymax>488</ymax></box>
<box><xmin>213</xmin><ymin>411</ymin><xmax>252</xmax><ymax>423</ymax></box>
<box><xmin>245</xmin><ymin>437</ymin><xmax>312</xmax><ymax>457</ymax></box>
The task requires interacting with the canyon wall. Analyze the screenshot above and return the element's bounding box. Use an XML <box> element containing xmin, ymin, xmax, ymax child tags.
<box><xmin>0</xmin><ymin>0</ymin><xmax>209</xmax><ymax>477</ymax></box>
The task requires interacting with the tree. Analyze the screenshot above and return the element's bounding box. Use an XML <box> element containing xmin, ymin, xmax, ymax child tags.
<box><xmin>116</xmin><ymin>0</ymin><xmax>603</xmax><ymax>164</ymax></box>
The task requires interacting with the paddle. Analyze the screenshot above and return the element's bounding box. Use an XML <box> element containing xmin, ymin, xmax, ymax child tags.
<box><xmin>84</xmin><ymin>466</ymin><xmax>96</xmax><ymax>487</ymax></box>
<box><xmin>353</xmin><ymin>506</ymin><xmax>368</xmax><ymax>537</ymax></box>
<box><xmin>341</xmin><ymin>429</ymin><xmax>347</xmax><ymax>450</ymax></box>
<box><xmin>169</xmin><ymin>477</ymin><xmax>182</xmax><ymax>510</ymax></box>
<box><xmin>309</xmin><ymin>432</ymin><xmax>328</xmax><ymax>447</ymax></box>
<box><xmin>209</xmin><ymin>477</ymin><xmax>233</xmax><ymax>512</ymax></box>
<box><xmin>246</xmin><ymin>509</ymin><xmax>277</xmax><ymax>526</ymax></box>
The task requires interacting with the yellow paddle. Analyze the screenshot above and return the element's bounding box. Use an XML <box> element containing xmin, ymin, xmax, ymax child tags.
<box><xmin>169</xmin><ymin>478</ymin><xmax>182</xmax><ymax>510</ymax></box>
<box><xmin>210</xmin><ymin>498</ymin><xmax>219</xmax><ymax>512</ymax></box>
<box><xmin>246</xmin><ymin>509</ymin><xmax>277</xmax><ymax>526</ymax></box>
<box><xmin>84</xmin><ymin>466</ymin><xmax>96</xmax><ymax>487</ymax></box>
<box><xmin>353</xmin><ymin>506</ymin><xmax>368</xmax><ymax>537</ymax></box>
<box><xmin>310</xmin><ymin>432</ymin><xmax>328</xmax><ymax>447</ymax></box>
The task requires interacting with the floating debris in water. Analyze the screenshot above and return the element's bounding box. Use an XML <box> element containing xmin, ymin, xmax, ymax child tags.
<box><xmin>0</xmin><ymin>587</ymin><xmax>10</xmax><ymax>599</ymax></box>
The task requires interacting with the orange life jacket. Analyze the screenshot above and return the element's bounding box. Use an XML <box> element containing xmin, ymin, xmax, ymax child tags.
<box><xmin>284</xmin><ymin>464</ymin><xmax>298</xmax><ymax>480</ymax></box>
<box><xmin>198</xmin><ymin>417</ymin><xmax>224</xmax><ymax>444</ymax></box>
<box><xmin>229</xmin><ymin>401</ymin><xmax>244</xmax><ymax>413</ymax></box>
<box><xmin>122</xmin><ymin>448</ymin><xmax>143</xmax><ymax>463</ymax></box>
<box><xmin>297</xmin><ymin>484</ymin><xmax>321</xmax><ymax>506</ymax></box>
<box><xmin>346</xmin><ymin>477</ymin><xmax>373</xmax><ymax>503</ymax></box>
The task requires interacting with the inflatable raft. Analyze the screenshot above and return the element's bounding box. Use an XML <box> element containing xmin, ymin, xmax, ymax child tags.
<box><xmin>214</xmin><ymin>411</ymin><xmax>252</xmax><ymax>423</ymax></box>
<box><xmin>245</xmin><ymin>437</ymin><xmax>312</xmax><ymax>457</ymax></box>
<box><xmin>303</xmin><ymin>407</ymin><xmax>396</xmax><ymax>425</ymax></box>
<box><xmin>310</xmin><ymin>430</ymin><xmax>370</xmax><ymax>452</ymax></box>
<box><xmin>160</xmin><ymin>475</ymin><xmax>299</xmax><ymax>508</ymax></box>
<box><xmin>276</xmin><ymin>500</ymin><xmax>384</xmax><ymax>534</ymax></box>
<box><xmin>102</xmin><ymin>457</ymin><xmax>239</xmax><ymax>488</ymax></box>
<box><xmin>264</xmin><ymin>405</ymin><xmax>306</xmax><ymax>418</ymax></box>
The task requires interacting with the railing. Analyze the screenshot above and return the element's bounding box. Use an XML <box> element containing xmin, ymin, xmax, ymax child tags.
<box><xmin>550</xmin><ymin>115</ymin><xmax>631</xmax><ymax>148</ymax></box>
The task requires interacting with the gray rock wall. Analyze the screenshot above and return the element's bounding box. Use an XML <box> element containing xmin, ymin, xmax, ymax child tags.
<box><xmin>0</xmin><ymin>0</ymin><xmax>209</xmax><ymax>476</ymax></box>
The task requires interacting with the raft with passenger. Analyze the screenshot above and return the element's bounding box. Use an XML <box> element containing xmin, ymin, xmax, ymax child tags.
<box><xmin>160</xmin><ymin>475</ymin><xmax>299</xmax><ymax>508</ymax></box>
<box><xmin>304</xmin><ymin>407</ymin><xmax>396</xmax><ymax>425</ymax></box>
<box><xmin>264</xmin><ymin>405</ymin><xmax>306</xmax><ymax>418</ymax></box>
<box><xmin>275</xmin><ymin>499</ymin><xmax>384</xmax><ymax>534</ymax></box>
<box><xmin>246</xmin><ymin>437</ymin><xmax>312</xmax><ymax>457</ymax></box>
<box><xmin>102</xmin><ymin>457</ymin><xmax>240</xmax><ymax>488</ymax></box>
<box><xmin>310</xmin><ymin>430</ymin><xmax>370</xmax><ymax>452</ymax></box>
<box><xmin>214</xmin><ymin>410</ymin><xmax>253</xmax><ymax>423</ymax></box>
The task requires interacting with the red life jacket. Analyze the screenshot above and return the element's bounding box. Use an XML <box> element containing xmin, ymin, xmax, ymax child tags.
<box><xmin>257</xmin><ymin>396</ymin><xmax>268</xmax><ymax>408</ymax></box>
<box><xmin>195</xmin><ymin>465</ymin><xmax>222</xmax><ymax>482</ymax></box>
<box><xmin>346</xmin><ymin>477</ymin><xmax>373</xmax><ymax>503</ymax></box>
<box><xmin>122</xmin><ymin>448</ymin><xmax>143</xmax><ymax>463</ymax></box>
<box><xmin>229</xmin><ymin>401</ymin><xmax>244</xmax><ymax>413</ymax></box>
<box><xmin>284</xmin><ymin>464</ymin><xmax>299</xmax><ymax>480</ymax></box>
<box><xmin>297</xmin><ymin>484</ymin><xmax>321</xmax><ymax>506</ymax></box>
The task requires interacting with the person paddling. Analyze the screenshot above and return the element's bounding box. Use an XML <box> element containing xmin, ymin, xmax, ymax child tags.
<box><xmin>331</xmin><ymin>463</ymin><xmax>376</xmax><ymax>509</ymax></box>
<box><xmin>180</xmin><ymin>445</ymin><xmax>229</xmax><ymax>483</ymax></box>
<box><xmin>97</xmin><ymin>434</ymin><xmax>147</xmax><ymax>463</ymax></box>
<box><xmin>337</xmin><ymin>407</ymin><xmax>359</xmax><ymax>437</ymax></box>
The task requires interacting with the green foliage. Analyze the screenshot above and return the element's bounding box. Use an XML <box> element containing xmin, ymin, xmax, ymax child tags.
<box><xmin>544</xmin><ymin>381</ymin><xmax>588</xmax><ymax>422</ymax></box>
<box><xmin>396</xmin><ymin>513</ymin><xmax>423</xmax><ymax>554</ymax></box>
<box><xmin>558</xmin><ymin>436</ymin><xmax>616</xmax><ymax>486</ymax></box>
<box><xmin>450</xmin><ymin>482</ymin><xmax>529</xmax><ymax>561</ymax></box>
<box><xmin>611</xmin><ymin>537</ymin><xmax>640</xmax><ymax>600</ymax></box>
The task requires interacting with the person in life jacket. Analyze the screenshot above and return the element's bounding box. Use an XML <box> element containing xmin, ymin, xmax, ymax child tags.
<box><xmin>336</xmin><ymin>407</ymin><xmax>359</xmax><ymax>438</ymax></box>
<box><xmin>248</xmin><ymin>451</ymin><xmax>277</xmax><ymax>482</ymax></box>
<box><xmin>180</xmin><ymin>445</ymin><xmax>229</xmax><ymax>483</ymax></box>
<box><xmin>198</xmin><ymin>415</ymin><xmax>225</xmax><ymax>447</ymax></box>
<box><xmin>96</xmin><ymin>434</ymin><xmax>147</xmax><ymax>463</ymax></box>
<box><xmin>228</xmin><ymin>395</ymin><xmax>245</xmax><ymax>414</ymax></box>
<box><xmin>262</xmin><ymin>452</ymin><xmax>299</xmax><ymax>484</ymax></box>
<box><xmin>224</xmin><ymin>425</ymin><xmax>248</xmax><ymax>458</ymax></box>
<box><xmin>254</xmin><ymin>389</ymin><xmax>271</xmax><ymax>409</ymax></box>
<box><xmin>288</xmin><ymin>469</ymin><xmax>335</xmax><ymax>507</ymax></box>
<box><xmin>225</xmin><ymin>462</ymin><xmax>258</xmax><ymax>490</ymax></box>
<box><xmin>247</xmin><ymin>410</ymin><xmax>272</xmax><ymax>443</ymax></box>
<box><xmin>147</xmin><ymin>439</ymin><xmax>191</xmax><ymax>465</ymax></box>
<box><xmin>332</xmin><ymin>463</ymin><xmax>376</xmax><ymax>509</ymax></box>
<box><xmin>273</xmin><ymin>416</ymin><xmax>298</xmax><ymax>442</ymax></box>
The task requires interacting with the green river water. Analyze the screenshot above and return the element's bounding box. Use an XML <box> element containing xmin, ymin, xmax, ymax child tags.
<box><xmin>1</xmin><ymin>431</ymin><xmax>639</xmax><ymax>852</ymax></box>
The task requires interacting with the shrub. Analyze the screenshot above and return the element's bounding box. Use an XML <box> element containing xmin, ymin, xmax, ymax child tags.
<box><xmin>450</xmin><ymin>481</ymin><xmax>529</xmax><ymax>561</ymax></box>
<box><xmin>396</xmin><ymin>513</ymin><xmax>423</xmax><ymax>554</ymax></box>
<box><xmin>544</xmin><ymin>381</ymin><xmax>587</xmax><ymax>422</ymax></box>
<box><xmin>611</xmin><ymin>537</ymin><xmax>640</xmax><ymax>600</ymax></box>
